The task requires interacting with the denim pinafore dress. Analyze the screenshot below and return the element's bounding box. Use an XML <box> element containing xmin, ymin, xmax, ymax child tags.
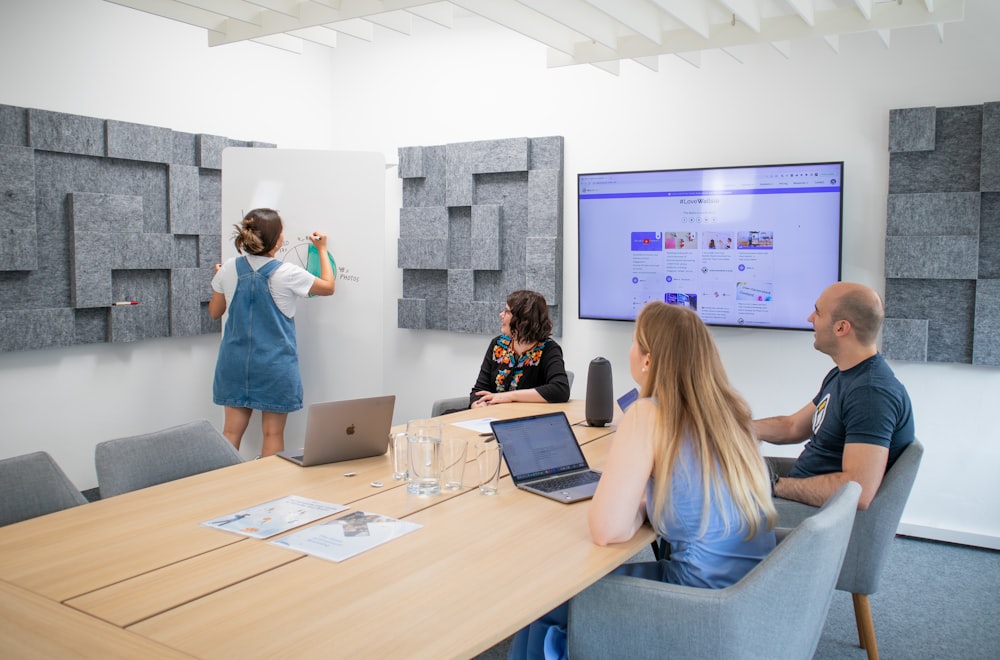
<box><xmin>213</xmin><ymin>256</ymin><xmax>303</xmax><ymax>413</ymax></box>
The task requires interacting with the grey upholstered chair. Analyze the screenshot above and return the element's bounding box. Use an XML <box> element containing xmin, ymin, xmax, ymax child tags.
<box><xmin>566</xmin><ymin>482</ymin><xmax>861</xmax><ymax>660</ymax></box>
<box><xmin>95</xmin><ymin>419</ymin><xmax>244</xmax><ymax>498</ymax></box>
<box><xmin>430</xmin><ymin>370</ymin><xmax>575</xmax><ymax>417</ymax></box>
<box><xmin>768</xmin><ymin>438</ymin><xmax>924</xmax><ymax>660</ymax></box>
<box><xmin>0</xmin><ymin>451</ymin><xmax>88</xmax><ymax>526</ymax></box>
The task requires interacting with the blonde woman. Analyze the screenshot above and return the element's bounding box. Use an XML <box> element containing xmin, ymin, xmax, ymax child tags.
<box><xmin>509</xmin><ymin>302</ymin><xmax>776</xmax><ymax>660</ymax></box>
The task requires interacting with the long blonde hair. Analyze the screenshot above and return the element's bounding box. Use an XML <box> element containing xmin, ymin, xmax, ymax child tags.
<box><xmin>636</xmin><ymin>302</ymin><xmax>776</xmax><ymax>538</ymax></box>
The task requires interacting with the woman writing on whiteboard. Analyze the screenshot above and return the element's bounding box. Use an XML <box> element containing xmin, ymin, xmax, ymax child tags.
<box><xmin>470</xmin><ymin>289</ymin><xmax>570</xmax><ymax>408</ymax></box>
<box><xmin>209</xmin><ymin>208</ymin><xmax>335</xmax><ymax>457</ymax></box>
<box><xmin>508</xmin><ymin>302</ymin><xmax>776</xmax><ymax>659</ymax></box>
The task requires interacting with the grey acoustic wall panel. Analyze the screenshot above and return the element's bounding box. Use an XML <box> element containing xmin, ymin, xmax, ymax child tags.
<box><xmin>973</xmin><ymin>279</ymin><xmax>1000</xmax><ymax>366</ymax></box>
<box><xmin>397</xmin><ymin>136</ymin><xmax>564</xmax><ymax>336</ymax></box>
<box><xmin>882</xmin><ymin>318</ymin><xmax>929</xmax><ymax>363</ymax></box>
<box><xmin>0</xmin><ymin>145</ymin><xmax>37</xmax><ymax>270</ymax></box>
<box><xmin>888</xmin><ymin>107</ymin><xmax>936</xmax><ymax>153</ymax></box>
<box><xmin>884</xmin><ymin>102</ymin><xmax>1000</xmax><ymax>366</ymax></box>
<box><xmin>982</xmin><ymin>103</ymin><xmax>1000</xmax><ymax>192</ymax></box>
<box><xmin>0</xmin><ymin>103</ymin><xmax>275</xmax><ymax>352</ymax></box>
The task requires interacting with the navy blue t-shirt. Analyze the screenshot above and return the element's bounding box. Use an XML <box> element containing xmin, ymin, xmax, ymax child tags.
<box><xmin>789</xmin><ymin>353</ymin><xmax>914</xmax><ymax>478</ymax></box>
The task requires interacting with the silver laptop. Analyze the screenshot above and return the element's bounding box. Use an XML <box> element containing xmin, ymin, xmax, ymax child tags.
<box><xmin>489</xmin><ymin>412</ymin><xmax>601</xmax><ymax>504</ymax></box>
<box><xmin>277</xmin><ymin>395</ymin><xmax>395</xmax><ymax>467</ymax></box>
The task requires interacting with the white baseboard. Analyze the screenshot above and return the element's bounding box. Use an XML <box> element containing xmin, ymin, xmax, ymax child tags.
<box><xmin>897</xmin><ymin>523</ymin><xmax>1000</xmax><ymax>551</ymax></box>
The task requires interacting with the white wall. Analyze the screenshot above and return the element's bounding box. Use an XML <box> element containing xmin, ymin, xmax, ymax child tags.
<box><xmin>1</xmin><ymin>0</ymin><xmax>998</xmax><ymax>548</ymax></box>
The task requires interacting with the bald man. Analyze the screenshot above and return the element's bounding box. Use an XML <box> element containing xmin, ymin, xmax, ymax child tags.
<box><xmin>753</xmin><ymin>282</ymin><xmax>914</xmax><ymax>510</ymax></box>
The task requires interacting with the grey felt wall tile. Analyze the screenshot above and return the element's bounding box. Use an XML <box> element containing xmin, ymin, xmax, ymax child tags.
<box><xmin>885</xmin><ymin>236</ymin><xmax>978</xmax><ymax>279</ymax></box>
<box><xmin>972</xmin><ymin>279</ymin><xmax>1000</xmax><ymax>366</ymax></box>
<box><xmin>172</xmin><ymin>131</ymin><xmax>199</xmax><ymax>167</ymax></box>
<box><xmin>980</xmin><ymin>192</ymin><xmax>1000</xmax><ymax>278</ymax></box>
<box><xmin>0</xmin><ymin>145</ymin><xmax>36</xmax><ymax>270</ymax></box>
<box><xmin>398</xmin><ymin>146</ymin><xmax>424</xmax><ymax>179</ymax></box>
<box><xmin>0</xmin><ymin>228</ymin><xmax>38</xmax><ymax>271</ymax></box>
<box><xmin>199</xmin><ymin>234</ymin><xmax>222</xmax><ymax>270</ymax></box>
<box><xmin>448</xmin><ymin>269</ymin><xmax>474</xmax><ymax>302</ymax></box>
<box><xmin>0</xmin><ymin>309</ymin><xmax>75</xmax><ymax>352</ymax></box>
<box><xmin>106</xmin><ymin>120</ymin><xmax>173</xmax><ymax>164</ymax></box>
<box><xmin>471</xmin><ymin>205</ymin><xmax>501</xmax><ymax>271</ymax></box>
<box><xmin>402</xmin><ymin>146</ymin><xmax>446</xmax><ymax>208</ymax></box>
<box><xmin>397</xmin><ymin>297</ymin><xmax>427</xmax><ymax>330</ymax></box>
<box><xmin>169</xmin><ymin>165</ymin><xmax>201</xmax><ymax>234</ymax></box>
<box><xmin>527</xmin><ymin>169</ymin><xmax>563</xmax><ymax>237</ymax></box>
<box><xmin>529</xmin><ymin>136</ymin><xmax>565</xmax><ymax>170</ymax></box>
<box><xmin>173</xmin><ymin>235</ymin><xmax>199</xmax><ymax>269</ymax></box>
<box><xmin>889</xmin><ymin>105</ymin><xmax>982</xmax><ymax>194</ymax></box>
<box><xmin>28</xmin><ymin>109</ymin><xmax>106</xmax><ymax>157</ymax></box>
<box><xmin>113</xmin><ymin>233</ymin><xmax>174</xmax><ymax>270</ymax></box>
<box><xmin>982</xmin><ymin>102</ymin><xmax>1000</xmax><ymax>193</ymax></box>
<box><xmin>74</xmin><ymin>308</ymin><xmax>109</xmax><ymax>345</ymax></box>
<box><xmin>888</xmin><ymin>107</ymin><xmax>935</xmax><ymax>153</ymax></box>
<box><xmin>399</xmin><ymin>206</ymin><xmax>448</xmax><ymax>238</ymax></box>
<box><xmin>884</xmin><ymin>278</ymin><xmax>974</xmax><ymax>364</ymax></box>
<box><xmin>199</xmin><ymin>170</ymin><xmax>223</xmax><ymax>234</ymax></box>
<box><xmin>448</xmin><ymin>301</ymin><xmax>500</xmax><ymax>334</ymax></box>
<box><xmin>0</xmin><ymin>104</ymin><xmax>28</xmax><ymax>147</ymax></box>
<box><xmin>109</xmin><ymin>270</ymin><xmax>170</xmax><ymax>342</ymax></box>
<box><xmin>169</xmin><ymin>268</ymin><xmax>204</xmax><ymax>337</ymax></box>
<box><xmin>71</xmin><ymin>232</ymin><xmax>114</xmax><ymax>308</ymax></box>
<box><xmin>197</xmin><ymin>134</ymin><xmax>227</xmax><ymax>170</ymax></box>
<box><xmin>886</xmin><ymin>192</ymin><xmax>979</xmax><ymax>236</ymax></box>
<box><xmin>69</xmin><ymin>192</ymin><xmax>144</xmax><ymax>233</ymax></box>
<box><xmin>882</xmin><ymin>318</ymin><xmax>929</xmax><ymax>362</ymax></box>
<box><xmin>398</xmin><ymin>238</ymin><xmax>449</xmax><ymax>269</ymax></box>
<box><xmin>525</xmin><ymin>237</ymin><xmax>559</xmax><ymax>303</ymax></box>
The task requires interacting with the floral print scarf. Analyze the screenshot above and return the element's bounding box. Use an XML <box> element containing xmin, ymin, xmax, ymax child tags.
<box><xmin>492</xmin><ymin>334</ymin><xmax>548</xmax><ymax>392</ymax></box>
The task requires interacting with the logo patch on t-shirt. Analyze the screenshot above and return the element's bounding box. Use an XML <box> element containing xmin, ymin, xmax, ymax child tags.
<box><xmin>813</xmin><ymin>394</ymin><xmax>830</xmax><ymax>435</ymax></box>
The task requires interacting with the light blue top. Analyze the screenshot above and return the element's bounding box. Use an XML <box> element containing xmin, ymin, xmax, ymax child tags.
<box><xmin>638</xmin><ymin>438</ymin><xmax>776</xmax><ymax>589</ymax></box>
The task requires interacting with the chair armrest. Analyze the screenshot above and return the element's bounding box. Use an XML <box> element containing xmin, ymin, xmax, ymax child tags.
<box><xmin>568</xmin><ymin>574</ymin><xmax>727</xmax><ymax>659</ymax></box>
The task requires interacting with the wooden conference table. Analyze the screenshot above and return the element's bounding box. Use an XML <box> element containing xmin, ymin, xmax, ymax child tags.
<box><xmin>0</xmin><ymin>400</ymin><xmax>654</xmax><ymax>659</ymax></box>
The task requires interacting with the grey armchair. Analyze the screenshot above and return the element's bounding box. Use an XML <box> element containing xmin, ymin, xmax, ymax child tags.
<box><xmin>567</xmin><ymin>481</ymin><xmax>861</xmax><ymax>660</ymax></box>
<box><xmin>0</xmin><ymin>451</ymin><xmax>87</xmax><ymax>526</ymax></box>
<box><xmin>768</xmin><ymin>438</ymin><xmax>924</xmax><ymax>660</ymax></box>
<box><xmin>95</xmin><ymin>419</ymin><xmax>244</xmax><ymax>498</ymax></box>
<box><xmin>431</xmin><ymin>370</ymin><xmax>575</xmax><ymax>416</ymax></box>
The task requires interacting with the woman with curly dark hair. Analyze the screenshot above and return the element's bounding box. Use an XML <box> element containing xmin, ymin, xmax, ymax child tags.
<box><xmin>469</xmin><ymin>290</ymin><xmax>570</xmax><ymax>408</ymax></box>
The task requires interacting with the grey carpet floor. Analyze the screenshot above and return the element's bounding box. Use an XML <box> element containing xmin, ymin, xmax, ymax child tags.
<box><xmin>475</xmin><ymin>535</ymin><xmax>1000</xmax><ymax>659</ymax></box>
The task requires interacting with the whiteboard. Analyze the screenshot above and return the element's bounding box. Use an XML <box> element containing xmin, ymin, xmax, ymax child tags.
<box><xmin>221</xmin><ymin>148</ymin><xmax>386</xmax><ymax>456</ymax></box>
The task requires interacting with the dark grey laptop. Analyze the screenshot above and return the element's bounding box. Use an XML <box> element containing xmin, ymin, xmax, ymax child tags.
<box><xmin>489</xmin><ymin>412</ymin><xmax>601</xmax><ymax>503</ymax></box>
<box><xmin>277</xmin><ymin>395</ymin><xmax>395</xmax><ymax>467</ymax></box>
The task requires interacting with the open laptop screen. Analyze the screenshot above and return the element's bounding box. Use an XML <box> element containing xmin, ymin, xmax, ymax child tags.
<box><xmin>491</xmin><ymin>413</ymin><xmax>588</xmax><ymax>482</ymax></box>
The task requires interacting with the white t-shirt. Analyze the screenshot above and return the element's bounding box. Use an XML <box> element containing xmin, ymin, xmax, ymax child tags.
<box><xmin>211</xmin><ymin>254</ymin><xmax>316</xmax><ymax>318</ymax></box>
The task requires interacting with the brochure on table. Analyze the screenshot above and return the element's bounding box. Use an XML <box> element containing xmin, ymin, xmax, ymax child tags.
<box><xmin>451</xmin><ymin>417</ymin><xmax>497</xmax><ymax>434</ymax></box>
<box><xmin>202</xmin><ymin>495</ymin><xmax>347</xmax><ymax>539</ymax></box>
<box><xmin>270</xmin><ymin>510</ymin><xmax>422</xmax><ymax>562</ymax></box>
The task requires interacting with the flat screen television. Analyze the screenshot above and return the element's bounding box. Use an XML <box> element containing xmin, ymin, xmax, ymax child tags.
<box><xmin>578</xmin><ymin>162</ymin><xmax>843</xmax><ymax>330</ymax></box>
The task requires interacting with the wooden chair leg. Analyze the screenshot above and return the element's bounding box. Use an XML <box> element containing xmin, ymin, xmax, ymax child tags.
<box><xmin>852</xmin><ymin>593</ymin><xmax>879</xmax><ymax>660</ymax></box>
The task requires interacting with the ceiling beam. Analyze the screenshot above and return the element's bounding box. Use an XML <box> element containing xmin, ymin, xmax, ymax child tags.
<box><xmin>550</xmin><ymin>0</ymin><xmax>965</xmax><ymax>67</ymax></box>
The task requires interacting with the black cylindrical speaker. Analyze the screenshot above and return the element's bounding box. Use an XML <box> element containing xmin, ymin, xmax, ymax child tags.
<box><xmin>585</xmin><ymin>357</ymin><xmax>613</xmax><ymax>427</ymax></box>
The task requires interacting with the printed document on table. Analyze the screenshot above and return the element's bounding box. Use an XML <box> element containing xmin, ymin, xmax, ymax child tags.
<box><xmin>202</xmin><ymin>495</ymin><xmax>347</xmax><ymax>539</ymax></box>
<box><xmin>269</xmin><ymin>510</ymin><xmax>422</xmax><ymax>562</ymax></box>
<box><xmin>451</xmin><ymin>417</ymin><xmax>497</xmax><ymax>434</ymax></box>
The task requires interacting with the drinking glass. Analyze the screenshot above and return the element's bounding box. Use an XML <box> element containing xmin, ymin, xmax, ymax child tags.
<box><xmin>476</xmin><ymin>440</ymin><xmax>502</xmax><ymax>495</ymax></box>
<box><xmin>405</xmin><ymin>419</ymin><xmax>442</xmax><ymax>496</ymax></box>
